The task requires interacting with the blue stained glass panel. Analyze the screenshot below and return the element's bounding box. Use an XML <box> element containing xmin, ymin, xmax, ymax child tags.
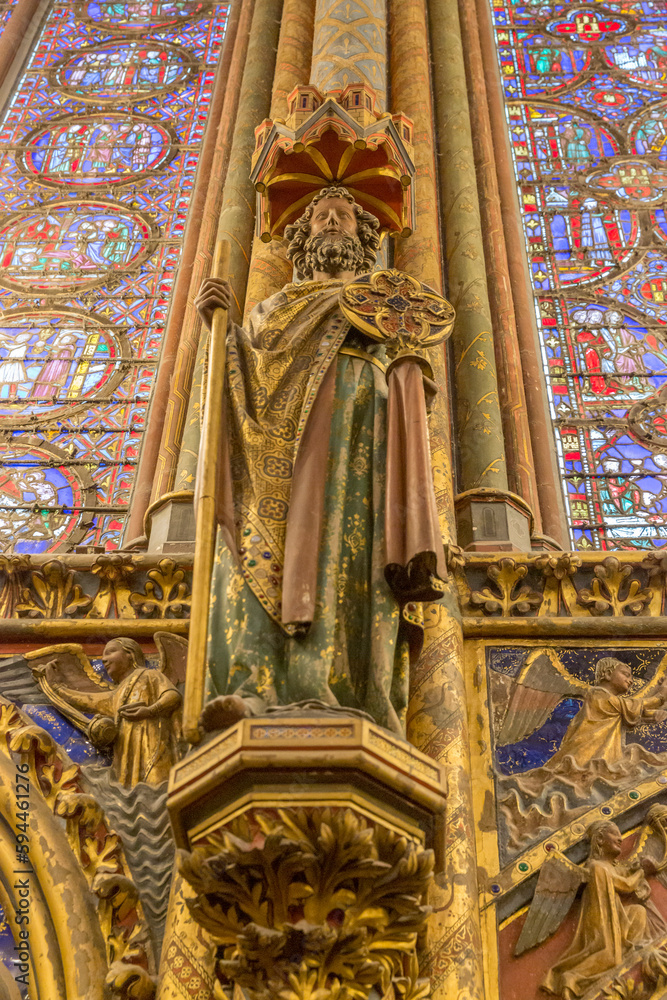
<box><xmin>491</xmin><ymin>0</ymin><xmax>667</xmax><ymax>548</ymax></box>
<box><xmin>0</xmin><ymin>0</ymin><xmax>229</xmax><ymax>552</ymax></box>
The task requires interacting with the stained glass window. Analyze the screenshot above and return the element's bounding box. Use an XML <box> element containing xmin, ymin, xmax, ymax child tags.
<box><xmin>0</xmin><ymin>0</ymin><xmax>229</xmax><ymax>553</ymax></box>
<box><xmin>490</xmin><ymin>0</ymin><xmax>667</xmax><ymax>549</ymax></box>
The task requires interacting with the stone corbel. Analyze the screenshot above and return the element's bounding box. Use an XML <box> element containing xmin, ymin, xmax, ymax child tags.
<box><xmin>168</xmin><ymin>714</ymin><xmax>447</xmax><ymax>1000</ymax></box>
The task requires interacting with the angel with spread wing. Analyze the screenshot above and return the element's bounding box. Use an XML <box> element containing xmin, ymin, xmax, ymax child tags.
<box><xmin>515</xmin><ymin>806</ymin><xmax>667</xmax><ymax>999</ymax></box>
<box><xmin>26</xmin><ymin>634</ymin><xmax>186</xmax><ymax>788</ymax></box>
<box><xmin>497</xmin><ymin>652</ymin><xmax>667</xmax><ymax>800</ymax></box>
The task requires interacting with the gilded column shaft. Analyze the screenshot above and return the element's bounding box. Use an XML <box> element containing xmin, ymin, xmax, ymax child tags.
<box><xmin>243</xmin><ymin>0</ymin><xmax>316</xmax><ymax>319</ymax></box>
<box><xmin>270</xmin><ymin>0</ymin><xmax>317</xmax><ymax>118</ymax></box>
<box><xmin>389</xmin><ymin>0</ymin><xmax>440</xmax><ymax>292</ymax></box>
<box><xmin>215</xmin><ymin>0</ymin><xmax>283</xmax><ymax>325</ymax></box>
<box><xmin>311</xmin><ymin>0</ymin><xmax>387</xmax><ymax>109</ymax></box>
<box><xmin>388</xmin><ymin>2</ymin><xmax>484</xmax><ymax>997</ymax></box>
<box><xmin>474</xmin><ymin>0</ymin><xmax>568</xmax><ymax>547</ymax></box>
<box><xmin>130</xmin><ymin>4</ymin><xmax>251</xmax><ymax>524</ymax></box>
<box><xmin>125</xmin><ymin>0</ymin><xmax>245</xmax><ymax>538</ymax></box>
<box><xmin>429</xmin><ymin>0</ymin><xmax>508</xmax><ymax>494</ymax></box>
<box><xmin>160</xmin><ymin>0</ymin><xmax>283</xmax><ymax>499</ymax></box>
<box><xmin>457</xmin><ymin>0</ymin><xmax>542</xmax><ymax>532</ymax></box>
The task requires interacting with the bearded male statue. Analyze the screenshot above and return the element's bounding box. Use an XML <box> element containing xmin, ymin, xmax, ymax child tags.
<box><xmin>194</xmin><ymin>186</ymin><xmax>447</xmax><ymax>736</ymax></box>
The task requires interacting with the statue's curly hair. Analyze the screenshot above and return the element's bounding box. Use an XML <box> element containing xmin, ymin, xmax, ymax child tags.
<box><xmin>284</xmin><ymin>185</ymin><xmax>380</xmax><ymax>280</ymax></box>
<box><xmin>594</xmin><ymin>656</ymin><xmax>628</xmax><ymax>685</ymax></box>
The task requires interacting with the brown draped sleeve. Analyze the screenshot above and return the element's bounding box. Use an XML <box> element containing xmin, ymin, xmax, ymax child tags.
<box><xmin>384</xmin><ymin>355</ymin><xmax>447</xmax><ymax>603</ymax></box>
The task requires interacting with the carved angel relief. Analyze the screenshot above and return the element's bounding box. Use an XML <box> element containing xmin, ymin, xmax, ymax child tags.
<box><xmin>494</xmin><ymin>649</ymin><xmax>667</xmax><ymax>853</ymax></box>
<box><xmin>24</xmin><ymin>632</ymin><xmax>186</xmax><ymax>787</ymax></box>
<box><xmin>516</xmin><ymin>807</ymin><xmax>667</xmax><ymax>999</ymax></box>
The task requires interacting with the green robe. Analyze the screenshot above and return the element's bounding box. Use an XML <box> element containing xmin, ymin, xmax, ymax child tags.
<box><xmin>205</xmin><ymin>278</ymin><xmax>438</xmax><ymax>736</ymax></box>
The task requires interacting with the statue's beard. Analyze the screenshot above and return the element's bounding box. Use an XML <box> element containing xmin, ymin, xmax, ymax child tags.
<box><xmin>302</xmin><ymin>232</ymin><xmax>366</xmax><ymax>279</ymax></box>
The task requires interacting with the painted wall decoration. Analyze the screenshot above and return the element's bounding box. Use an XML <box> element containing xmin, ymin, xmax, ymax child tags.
<box><xmin>487</xmin><ymin>644</ymin><xmax>667</xmax><ymax>863</ymax></box>
<box><xmin>497</xmin><ymin>811</ymin><xmax>667</xmax><ymax>1000</ymax></box>
<box><xmin>491</xmin><ymin>0</ymin><xmax>667</xmax><ymax>549</ymax></box>
<box><xmin>473</xmin><ymin>639</ymin><xmax>667</xmax><ymax>1000</ymax></box>
<box><xmin>0</xmin><ymin>0</ymin><xmax>230</xmax><ymax>551</ymax></box>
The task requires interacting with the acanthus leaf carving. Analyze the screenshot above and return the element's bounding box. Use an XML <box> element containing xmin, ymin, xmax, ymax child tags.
<box><xmin>179</xmin><ymin>807</ymin><xmax>433</xmax><ymax>1000</ymax></box>
<box><xmin>15</xmin><ymin>558</ymin><xmax>93</xmax><ymax>618</ymax></box>
<box><xmin>129</xmin><ymin>558</ymin><xmax>191</xmax><ymax>618</ymax></box>
<box><xmin>468</xmin><ymin>558</ymin><xmax>543</xmax><ymax>616</ymax></box>
<box><xmin>576</xmin><ymin>557</ymin><xmax>652</xmax><ymax>616</ymax></box>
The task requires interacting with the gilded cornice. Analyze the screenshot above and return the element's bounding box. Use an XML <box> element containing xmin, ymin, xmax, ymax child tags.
<box><xmin>5</xmin><ymin>549</ymin><xmax>667</xmax><ymax>640</ymax></box>
<box><xmin>447</xmin><ymin>549</ymin><xmax>667</xmax><ymax>637</ymax></box>
<box><xmin>0</xmin><ymin>553</ymin><xmax>192</xmax><ymax>639</ymax></box>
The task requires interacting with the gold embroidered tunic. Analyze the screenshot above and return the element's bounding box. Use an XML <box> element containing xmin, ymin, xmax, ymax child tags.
<box><xmin>205</xmin><ymin>278</ymin><xmax>445</xmax><ymax>734</ymax></box>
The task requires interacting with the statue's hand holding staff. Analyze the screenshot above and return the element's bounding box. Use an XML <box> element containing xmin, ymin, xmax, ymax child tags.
<box><xmin>195</xmin><ymin>277</ymin><xmax>232</xmax><ymax>330</ymax></box>
<box><xmin>184</xmin><ymin>240</ymin><xmax>231</xmax><ymax>745</ymax></box>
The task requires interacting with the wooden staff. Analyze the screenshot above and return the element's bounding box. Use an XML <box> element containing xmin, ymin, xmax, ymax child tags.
<box><xmin>183</xmin><ymin>239</ymin><xmax>230</xmax><ymax>744</ymax></box>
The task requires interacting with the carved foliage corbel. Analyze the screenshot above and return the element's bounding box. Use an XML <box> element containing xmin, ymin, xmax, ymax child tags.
<box><xmin>179</xmin><ymin>808</ymin><xmax>433</xmax><ymax>1000</ymax></box>
<box><xmin>129</xmin><ymin>558</ymin><xmax>191</xmax><ymax>618</ymax></box>
<box><xmin>1</xmin><ymin>554</ymin><xmax>192</xmax><ymax>620</ymax></box>
<box><xmin>641</xmin><ymin>553</ymin><xmax>667</xmax><ymax>616</ymax></box>
<box><xmin>89</xmin><ymin>553</ymin><xmax>137</xmax><ymax>619</ymax></box>
<box><xmin>533</xmin><ymin>553</ymin><xmax>581</xmax><ymax>616</ymax></box>
<box><xmin>0</xmin><ymin>554</ymin><xmax>31</xmax><ymax>617</ymax></box>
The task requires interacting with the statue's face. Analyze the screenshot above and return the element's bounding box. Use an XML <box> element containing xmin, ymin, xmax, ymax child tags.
<box><xmin>600</xmin><ymin>824</ymin><xmax>623</xmax><ymax>858</ymax></box>
<box><xmin>608</xmin><ymin>662</ymin><xmax>632</xmax><ymax>694</ymax></box>
<box><xmin>309</xmin><ymin>197</ymin><xmax>358</xmax><ymax>239</ymax></box>
<box><xmin>102</xmin><ymin>640</ymin><xmax>134</xmax><ymax>682</ymax></box>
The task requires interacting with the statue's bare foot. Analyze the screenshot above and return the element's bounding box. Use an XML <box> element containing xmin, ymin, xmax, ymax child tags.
<box><xmin>199</xmin><ymin>694</ymin><xmax>250</xmax><ymax>733</ymax></box>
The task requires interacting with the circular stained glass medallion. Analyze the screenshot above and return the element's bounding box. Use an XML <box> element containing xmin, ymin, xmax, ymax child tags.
<box><xmin>0</xmin><ymin>309</ymin><xmax>130</xmax><ymax>426</ymax></box>
<box><xmin>586</xmin><ymin>158</ymin><xmax>667</xmax><ymax>205</ymax></box>
<box><xmin>0</xmin><ymin>438</ymin><xmax>95</xmax><ymax>554</ymax></box>
<box><xmin>513</xmin><ymin>32</ymin><xmax>590</xmax><ymax>98</ymax></box>
<box><xmin>545</xmin><ymin>7</ymin><xmax>634</xmax><ymax>44</ymax></box>
<box><xmin>0</xmin><ymin>199</ymin><xmax>157</xmax><ymax>293</ymax></box>
<box><xmin>605</xmin><ymin>28</ymin><xmax>667</xmax><ymax>89</ymax></box>
<box><xmin>49</xmin><ymin>40</ymin><xmax>196</xmax><ymax>103</ymax></box>
<box><xmin>17</xmin><ymin>113</ymin><xmax>177</xmax><ymax>188</ymax></box>
<box><xmin>75</xmin><ymin>0</ymin><xmax>209</xmax><ymax>31</ymax></box>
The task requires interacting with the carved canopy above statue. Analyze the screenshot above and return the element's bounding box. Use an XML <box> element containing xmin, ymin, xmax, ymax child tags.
<box><xmin>250</xmin><ymin>83</ymin><xmax>416</xmax><ymax>240</ymax></box>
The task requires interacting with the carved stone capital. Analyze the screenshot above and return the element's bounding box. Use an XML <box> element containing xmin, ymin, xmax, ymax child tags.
<box><xmin>169</xmin><ymin>715</ymin><xmax>446</xmax><ymax>1000</ymax></box>
<box><xmin>179</xmin><ymin>807</ymin><xmax>433</xmax><ymax>1000</ymax></box>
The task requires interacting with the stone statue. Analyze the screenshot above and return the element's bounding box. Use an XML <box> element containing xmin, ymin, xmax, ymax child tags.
<box><xmin>515</xmin><ymin>807</ymin><xmax>667</xmax><ymax>998</ymax></box>
<box><xmin>30</xmin><ymin>634</ymin><xmax>185</xmax><ymax>786</ymax></box>
<box><xmin>195</xmin><ymin>185</ymin><xmax>451</xmax><ymax>735</ymax></box>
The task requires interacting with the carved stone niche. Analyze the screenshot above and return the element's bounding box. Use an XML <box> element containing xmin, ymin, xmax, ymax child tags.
<box><xmin>168</xmin><ymin>715</ymin><xmax>446</xmax><ymax>1000</ymax></box>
